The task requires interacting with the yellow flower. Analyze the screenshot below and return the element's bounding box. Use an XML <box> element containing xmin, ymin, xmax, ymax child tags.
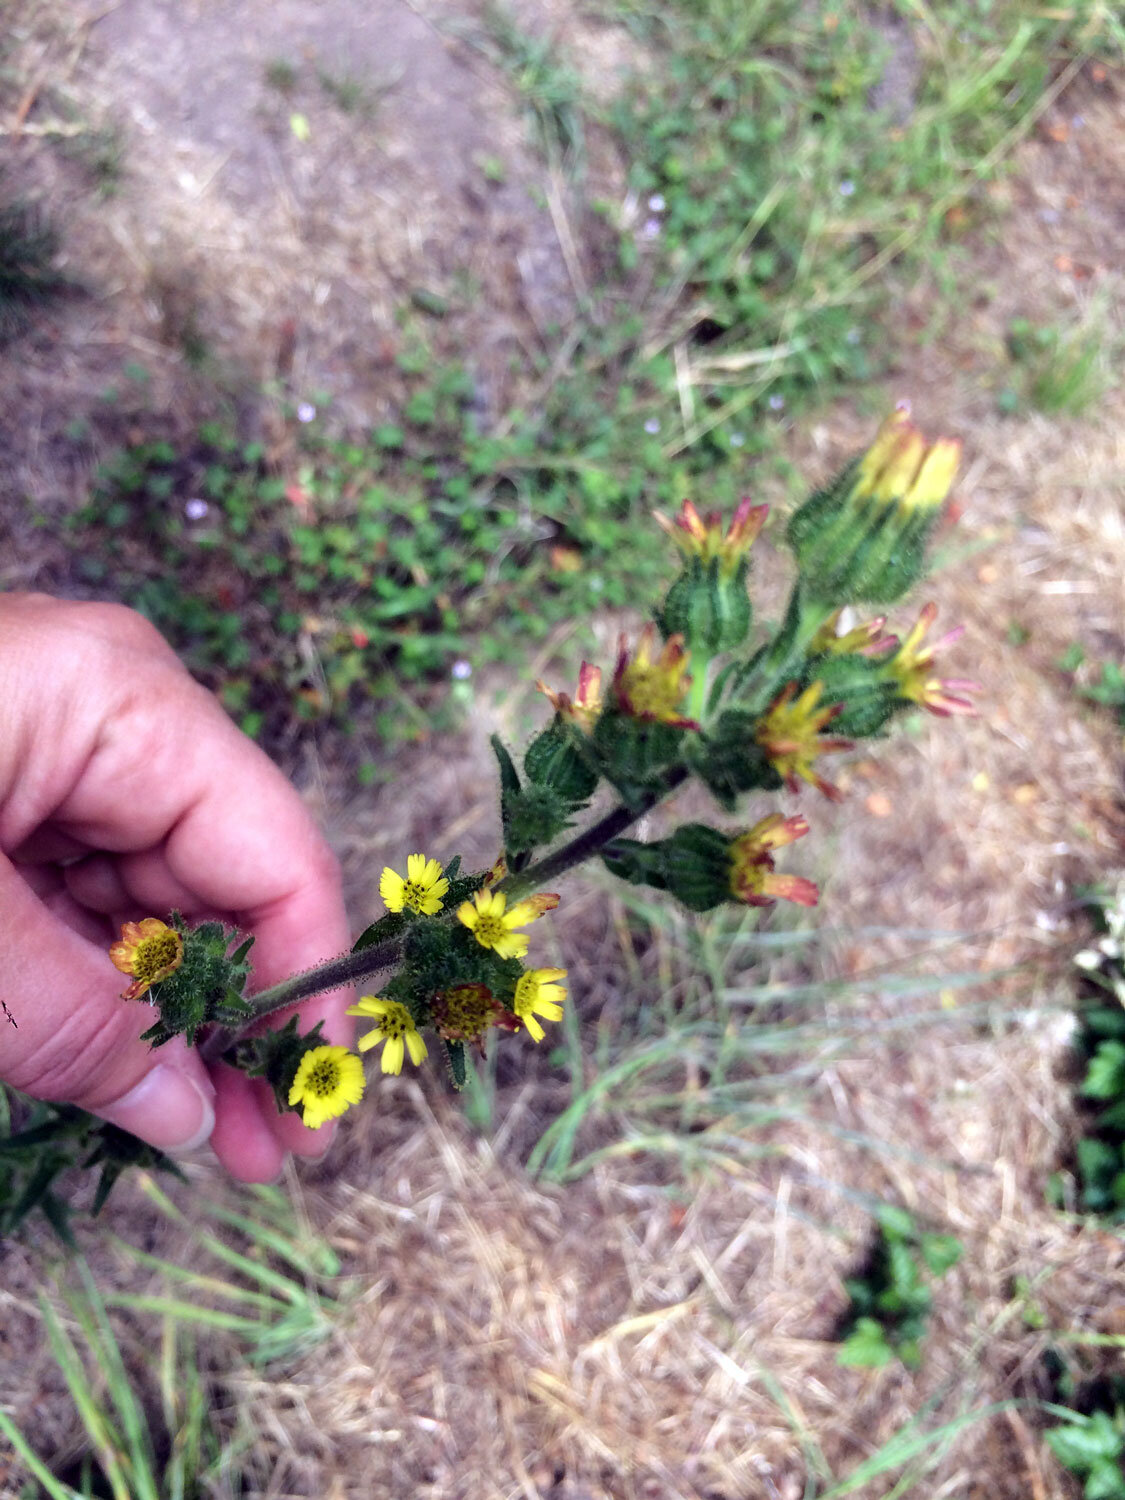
<box><xmin>613</xmin><ymin>624</ymin><xmax>698</xmax><ymax>729</ymax></box>
<box><xmin>512</xmin><ymin>968</ymin><xmax>567</xmax><ymax>1042</ymax></box>
<box><xmin>380</xmin><ymin>854</ymin><xmax>450</xmax><ymax>916</ymax></box>
<box><xmin>457</xmin><ymin>888</ymin><xmax>559</xmax><ymax>959</ymax></box>
<box><xmin>755</xmin><ymin>682</ymin><xmax>852</xmax><ymax>801</ymax></box>
<box><xmin>347</xmin><ymin>996</ymin><xmax>428</xmax><ymax>1074</ymax></box>
<box><xmin>886</xmin><ymin>602</ymin><xmax>980</xmax><ymax>717</ymax></box>
<box><xmin>654</xmin><ymin>496</ymin><xmax>768</xmax><ymax>579</ymax></box>
<box><xmin>108</xmin><ymin>918</ymin><xmax>184</xmax><ymax>1001</ymax></box>
<box><xmin>536</xmin><ymin>661</ymin><xmax>603</xmax><ymax>733</ymax></box>
<box><xmin>853</xmin><ymin>405</ymin><xmax>961</xmax><ymax>513</ymax></box>
<box><xmin>728</xmin><ymin>815</ymin><xmax>819</xmax><ymax>909</ymax></box>
<box><xmin>287</xmin><ymin>1045</ymin><xmax>366</xmax><ymax>1129</ymax></box>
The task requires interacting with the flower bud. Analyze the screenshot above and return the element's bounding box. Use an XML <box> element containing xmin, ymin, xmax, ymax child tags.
<box><xmin>786</xmin><ymin>407</ymin><xmax>961</xmax><ymax>606</ymax></box>
<box><xmin>656</xmin><ymin>499</ymin><xmax>768</xmax><ymax>656</ymax></box>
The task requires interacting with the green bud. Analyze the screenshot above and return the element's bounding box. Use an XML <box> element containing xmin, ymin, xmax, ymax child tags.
<box><xmin>593</xmin><ymin>711</ymin><xmax>686</xmax><ymax>804</ymax></box>
<box><xmin>503</xmin><ymin>783</ymin><xmax>574</xmax><ymax>859</ymax></box>
<box><xmin>659</xmin><ymin>559</ymin><xmax>752</xmax><ymax>657</ymax></box>
<box><xmin>524</xmin><ymin>720</ymin><xmax>599</xmax><ymax>805</ymax></box>
<box><xmin>227</xmin><ymin>1014</ymin><xmax>326</xmax><ymax>1115</ymax></box>
<box><xmin>802</xmin><ymin>652</ymin><xmax>900</xmax><ymax>737</ymax></box>
<box><xmin>604</xmin><ymin>824</ymin><xmax>732</xmax><ymax>912</ymax></box>
<box><xmin>693</xmin><ymin>709</ymin><xmax>781</xmax><ymax>808</ymax></box>
<box><xmin>140</xmin><ymin>916</ymin><xmax>254</xmax><ymax>1047</ymax></box>
<box><xmin>787</xmin><ymin>409</ymin><xmax>961</xmax><ymax>606</ymax></box>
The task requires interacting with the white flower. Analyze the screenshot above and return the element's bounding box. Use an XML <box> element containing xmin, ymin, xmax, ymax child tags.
<box><xmin>184</xmin><ymin>498</ymin><xmax>209</xmax><ymax>521</ymax></box>
<box><xmin>647</xmin><ymin>193</ymin><xmax>666</xmax><ymax>213</ymax></box>
<box><xmin>297</xmin><ymin>401</ymin><xmax>317</xmax><ymax>423</ymax></box>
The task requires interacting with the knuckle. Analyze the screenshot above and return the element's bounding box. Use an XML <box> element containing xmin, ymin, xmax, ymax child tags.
<box><xmin>10</xmin><ymin>1007</ymin><xmax>140</xmax><ymax>1109</ymax></box>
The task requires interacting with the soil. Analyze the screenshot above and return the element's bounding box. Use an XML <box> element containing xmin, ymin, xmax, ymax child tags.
<box><xmin>1</xmin><ymin>6</ymin><xmax>1124</xmax><ymax>1499</ymax></box>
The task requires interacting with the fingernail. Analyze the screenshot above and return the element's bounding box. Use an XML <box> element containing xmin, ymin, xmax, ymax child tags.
<box><xmin>97</xmin><ymin>1064</ymin><xmax>216</xmax><ymax>1152</ymax></box>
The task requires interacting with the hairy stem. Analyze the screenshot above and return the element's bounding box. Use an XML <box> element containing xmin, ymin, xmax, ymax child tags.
<box><xmin>199</xmin><ymin>763</ymin><xmax>690</xmax><ymax>1061</ymax></box>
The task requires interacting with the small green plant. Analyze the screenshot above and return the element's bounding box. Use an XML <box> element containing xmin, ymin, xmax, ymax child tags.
<box><xmin>264</xmin><ymin>56</ymin><xmax>299</xmax><ymax>94</ymax></box>
<box><xmin>1002</xmin><ymin>312</ymin><xmax>1112</xmax><ymax>418</ymax></box>
<box><xmin>1046</xmin><ymin>1394</ymin><xmax>1125</xmax><ymax>1500</ymax></box>
<box><xmin>1060</xmin><ymin>644</ymin><xmax>1125</xmax><ymax>731</ymax></box>
<box><xmin>836</xmin><ymin>1204</ymin><xmax>963</xmax><ymax>1369</ymax></box>
<box><xmin>1050</xmin><ymin>877</ymin><xmax>1125</xmax><ymax>1215</ymax></box>
<box><xmin>476</xmin><ymin>3</ymin><xmax>585</xmax><ymax>171</ymax></box>
<box><xmin>0</xmin><ymin>195</ymin><xmax>68</xmax><ymax>340</ymax></box>
<box><xmin>0</xmin><ymin>1086</ymin><xmax>185</xmax><ymax>1244</ymax></box>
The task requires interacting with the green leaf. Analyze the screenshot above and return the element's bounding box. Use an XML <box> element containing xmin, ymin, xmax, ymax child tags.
<box><xmin>1083</xmin><ymin>1041</ymin><xmax>1125</xmax><ymax>1100</ymax></box>
<box><xmin>838</xmin><ymin>1318</ymin><xmax>894</xmax><ymax>1368</ymax></box>
<box><xmin>1046</xmin><ymin>1411</ymin><xmax>1123</xmax><ymax>1474</ymax></box>
<box><xmin>919</xmin><ymin>1233</ymin><xmax>963</xmax><ymax>1276</ymax></box>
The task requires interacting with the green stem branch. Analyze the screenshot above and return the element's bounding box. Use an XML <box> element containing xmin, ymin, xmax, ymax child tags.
<box><xmin>199</xmin><ymin>763</ymin><xmax>690</xmax><ymax>1061</ymax></box>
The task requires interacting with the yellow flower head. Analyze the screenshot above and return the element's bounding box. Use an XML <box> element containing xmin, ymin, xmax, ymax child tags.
<box><xmin>852</xmin><ymin>405</ymin><xmax>961</xmax><ymax>514</ymax></box>
<box><xmin>728</xmin><ymin>815</ymin><xmax>819</xmax><ymax>910</ymax></box>
<box><xmin>347</xmin><ymin>995</ymin><xmax>428</xmax><ymax>1074</ymax></box>
<box><xmin>512</xmin><ymin>968</ymin><xmax>567</xmax><ymax>1043</ymax></box>
<box><xmin>457</xmin><ymin>888</ymin><xmax>559</xmax><ymax>960</ymax></box>
<box><xmin>536</xmin><ymin>661</ymin><xmax>603</xmax><ymax>733</ymax></box>
<box><xmin>108</xmin><ymin>918</ymin><xmax>184</xmax><ymax>1001</ymax></box>
<box><xmin>887</xmin><ymin>602</ymin><xmax>980</xmax><ymax>717</ymax></box>
<box><xmin>654</xmin><ymin>497</ymin><xmax>768</xmax><ymax>579</ymax></box>
<box><xmin>287</xmin><ymin>1045</ymin><xmax>366</xmax><ymax>1129</ymax></box>
<box><xmin>432</xmin><ymin>982</ymin><xmax>515</xmax><ymax>1046</ymax></box>
<box><xmin>613</xmin><ymin>624</ymin><xmax>698</xmax><ymax>729</ymax></box>
<box><xmin>380</xmin><ymin>854</ymin><xmax>450</xmax><ymax>916</ymax></box>
<box><xmin>755</xmin><ymin>681</ymin><xmax>852</xmax><ymax>801</ymax></box>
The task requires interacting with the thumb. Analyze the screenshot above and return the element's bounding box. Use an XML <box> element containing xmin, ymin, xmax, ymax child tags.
<box><xmin>0</xmin><ymin>857</ymin><xmax>215</xmax><ymax>1151</ymax></box>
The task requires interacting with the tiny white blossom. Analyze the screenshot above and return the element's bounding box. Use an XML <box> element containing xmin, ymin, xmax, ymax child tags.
<box><xmin>185</xmin><ymin>498</ymin><xmax>209</xmax><ymax>521</ymax></box>
<box><xmin>451</xmin><ymin>660</ymin><xmax>472</xmax><ymax>680</ymax></box>
<box><xmin>297</xmin><ymin>401</ymin><xmax>317</xmax><ymax>424</ymax></box>
<box><xmin>647</xmin><ymin>193</ymin><xmax>666</xmax><ymax>213</ymax></box>
<box><xmin>768</xmin><ymin>393</ymin><xmax>785</xmax><ymax>411</ymax></box>
<box><xmin>642</xmin><ymin>217</ymin><xmax>661</xmax><ymax>239</ymax></box>
<box><xmin>644</xmin><ymin>417</ymin><xmax>660</xmax><ymax>434</ymax></box>
<box><xmin>839</xmin><ymin>179</ymin><xmax>856</xmax><ymax>197</ymax></box>
<box><xmin>729</xmin><ymin>432</ymin><xmax>745</xmax><ymax>447</ymax></box>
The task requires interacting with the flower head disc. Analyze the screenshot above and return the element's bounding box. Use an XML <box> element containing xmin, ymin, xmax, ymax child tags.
<box><xmin>853</xmin><ymin>405</ymin><xmax>961</xmax><ymax>514</ymax></box>
<box><xmin>287</xmin><ymin>1045</ymin><xmax>366</xmax><ymax>1129</ymax></box>
<box><xmin>613</xmin><ymin>624</ymin><xmax>699</xmax><ymax>729</ymax></box>
<box><xmin>887</xmin><ymin>603</ymin><xmax>980</xmax><ymax>716</ymax></box>
<box><xmin>536</xmin><ymin>662</ymin><xmax>603</xmax><ymax>732</ymax></box>
<box><xmin>513</xmin><ymin>968</ymin><xmax>568</xmax><ymax>1042</ymax></box>
<box><xmin>654</xmin><ymin>497</ymin><xmax>769</xmax><ymax>579</ymax></box>
<box><xmin>756</xmin><ymin>682</ymin><xmax>852</xmax><ymax>801</ymax></box>
<box><xmin>347</xmin><ymin>996</ymin><xmax>428</xmax><ymax>1074</ymax></box>
<box><xmin>380</xmin><ymin>854</ymin><xmax>450</xmax><ymax>916</ymax></box>
<box><xmin>729</xmin><ymin>815</ymin><xmax>819</xmax><ymax>909</ymax></box>
<box><xmin>432</xmin><ymin>982</ymin><xmax>515</xmax><ymax>1047</ymax></box>
<box><xmin>109</xmin><ymin>918</ymin><xmax>184</xmax><ymax>1001</ymax></box>
<box><xmin>457</xmin><ymin>888</ymin><xmax>559</xmax><ymax>959</ymax></box>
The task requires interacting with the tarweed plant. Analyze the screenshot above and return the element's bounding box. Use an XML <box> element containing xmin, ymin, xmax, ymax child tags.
<box><xmin>5</xmin><ymin>410</ymin><xmax>978</xmax><ymax>1186</ymax></box>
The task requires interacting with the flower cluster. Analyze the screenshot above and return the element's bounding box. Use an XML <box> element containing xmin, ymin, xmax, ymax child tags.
<box><xmin>343</xmin><ymin>856</ymin><xmax>567</xmax><ymax>1086</ymax></box>
<box><xmin>104</xmin><ymin>407</ymin><xmax>974</xmax><ymax>1146</ymax></box>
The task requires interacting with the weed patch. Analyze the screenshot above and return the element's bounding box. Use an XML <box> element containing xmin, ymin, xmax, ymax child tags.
<box><xmin>835</xmin><ymin>1204</ymin><xmax>962</xmax><ymax>1369</ymax></box>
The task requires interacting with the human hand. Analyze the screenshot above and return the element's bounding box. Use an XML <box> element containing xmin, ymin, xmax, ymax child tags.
<box><xmin>0</xmin><ymin>593</ymin><xmax>353</xmax><ymax>1182</ymax></box>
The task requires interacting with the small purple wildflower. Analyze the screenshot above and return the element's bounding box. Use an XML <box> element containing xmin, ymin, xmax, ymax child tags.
<box><xmin>185</xmin><ymin>498</ymin><xmax>209</xmax><ymax>521</ymax></box>
<box><xmin>644</xmin><ymin>417</ymin><xmax>661</xmax><ymax>435</ymax></box>
<box><xmin>297</xmin><ymin>401</ymin><xmax>317</xmax><ymax>424</ymax></box>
